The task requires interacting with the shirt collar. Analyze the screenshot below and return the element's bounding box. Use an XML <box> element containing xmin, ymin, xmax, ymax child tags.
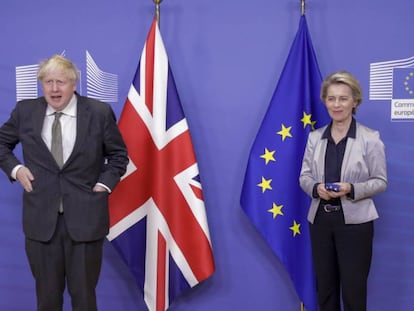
<box><xmin>46</xmin><ymin>93</ymin><xmax>77</xmax><ymax>117</ymax></box>
<box><xmin>322</xmin><ymin>118</ymin><xmax>357</xmax><ymax>140</ymax></box>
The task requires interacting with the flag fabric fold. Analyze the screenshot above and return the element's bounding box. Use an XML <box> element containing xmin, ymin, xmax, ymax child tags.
<box><xmin>240</xmin><ymin>15</ymin><xmax>329</xmax><ymax>311</ymax></box>
<box><xmin>108</xmin><ymin>18</ymin><xmax>215</xmax><ymax>311</ymax></box>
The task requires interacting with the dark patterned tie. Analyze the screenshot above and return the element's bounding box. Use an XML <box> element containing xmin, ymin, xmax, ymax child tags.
<box><xmin>51</xmin><ymin>112</ymin><xmax>63</xmax><ymax>168</ymax></box>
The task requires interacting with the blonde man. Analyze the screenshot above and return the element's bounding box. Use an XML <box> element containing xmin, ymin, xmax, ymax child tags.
<box><xmin>0</xmin><ymin>54</ymin><xmax>128</xmax><ymax>311</ymax></box>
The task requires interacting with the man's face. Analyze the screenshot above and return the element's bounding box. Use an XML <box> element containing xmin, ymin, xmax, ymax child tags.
<box><xmin>40</xmin><ymin>68</ymin><xmax>77</xmax><ymax>111</ymax></box>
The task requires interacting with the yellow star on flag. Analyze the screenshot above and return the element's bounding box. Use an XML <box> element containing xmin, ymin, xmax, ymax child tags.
<box><xmin>289</xmin><ymin>220</ymin><xmax>301</xmax><ymax>237</ymax></box>
<box><xmin>277</xmin><ymin>124</ymin><xmax>292</xmax><ymax>141</ymax></box>
<box><xmin>257</xmin><ymin>176</ymin><xmax>272</xmax><ymax>193</ymax></box>
<box><xmin>260</xmin><ymin>148</ymin><xmax>276</xmax><ymax>165</ymax></box>
<box><xmin>311</xmin><ymin>120</ymin><xmax>317</xmax><ymax>131</ymax></box>
<box><xmin>301</xmin><ymin>112</ymin><xmax>313</xmax><ymax>128</ymax></box>
<box><xmin>268</xmin><ymin>202</ymin><xmax>284</xmax><ymax>219</ymax></box>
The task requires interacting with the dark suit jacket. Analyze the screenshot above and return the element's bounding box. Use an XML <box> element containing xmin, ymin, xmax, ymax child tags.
<box><xmin>0</xmin><ymin>93</ymin><xmax>128</xmax><ymax>242</ymax></box>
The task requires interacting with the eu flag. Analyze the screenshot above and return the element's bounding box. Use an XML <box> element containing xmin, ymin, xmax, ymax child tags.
<box><xmin>392</xmin><ymin>67</ymin><xmax>414</xmax><ymax>99</ymax></box>
<box><xmin>240</xmin><ymin>16</ymin><xmax>329</xmax><ymax>311</ymax></box>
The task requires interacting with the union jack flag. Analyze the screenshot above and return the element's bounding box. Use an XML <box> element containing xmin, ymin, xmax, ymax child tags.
<box><xmin>107</xmin><ymin>18</ymin><xmax>215</xmax><ymax>311</ymax></box>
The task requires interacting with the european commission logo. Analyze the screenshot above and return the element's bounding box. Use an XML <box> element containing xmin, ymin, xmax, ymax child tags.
<box><xmin>369</xmin><ymin>55</ymin><xmax>414</xmax><ymax>121</ymax></box>
<box><xmin>15</xmin><ymin>51</ymin><xmax>118</xmax><ymax>104</ymax></box>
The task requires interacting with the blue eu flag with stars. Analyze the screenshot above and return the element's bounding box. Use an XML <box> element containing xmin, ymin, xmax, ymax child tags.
<box><xmin>240</xmin><ymin>15</ymin><xmax>329</xmax><ymax>311</ymax></box>
<box><xmin>392</xmin><ymin>67</ymin><xmax>414</xmax><ymax>99</ymax></box>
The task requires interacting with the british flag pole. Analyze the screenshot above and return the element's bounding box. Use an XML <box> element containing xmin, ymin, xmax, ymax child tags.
<box><xmin>154</xmin><ymin>0</ymin><xmax>162</xmax><ymax>26</ymax></box>
<box><xmin>107</xmin><ymin>2</ymin><xmax>215</xmax><ymax>310</ymax></box>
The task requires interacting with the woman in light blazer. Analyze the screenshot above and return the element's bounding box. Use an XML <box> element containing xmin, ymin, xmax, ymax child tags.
<box><xmin>300</xmin><ymin>71</ymin><xmax>387</xmax><ymax>311</ymax></box>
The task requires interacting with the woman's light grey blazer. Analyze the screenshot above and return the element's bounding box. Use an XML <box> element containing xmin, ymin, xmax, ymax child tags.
<box><xmin>299</xmin><ymin>122</ymin><xmax>387</xmax><ymax>224</ymax></box>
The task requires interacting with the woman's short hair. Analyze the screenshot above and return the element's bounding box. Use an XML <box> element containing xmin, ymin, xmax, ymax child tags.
<box><xmin>320</xmin><ymin>70</ymin><xmax>362</xmax><ymax>114</ymax></box>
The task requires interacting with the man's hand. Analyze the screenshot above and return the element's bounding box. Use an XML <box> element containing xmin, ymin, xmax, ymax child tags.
<box><xmin>93</xmin><ymin>184</ymin><xmax>108</xmax><ymax>192</ymax></box>
<box><xmin>16</xmin><ymin>166</ymin><xmax>34</xmax><ymax>192</ymax></box>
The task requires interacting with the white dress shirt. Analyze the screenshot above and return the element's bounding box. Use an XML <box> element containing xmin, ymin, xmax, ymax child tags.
<box><xmin>10</xmin><ymin>95</ymin><xmax>77</xmax><ymax>179</ymax></box>
<box><xmin>11</xmin><ymin>94</ymin><xmax>110</xmax><ymax>192</ymax></box>
<box><xmin>42</xmin><ymin>95</ymin><xmax>77</xmax><ymax>163</ymax></box>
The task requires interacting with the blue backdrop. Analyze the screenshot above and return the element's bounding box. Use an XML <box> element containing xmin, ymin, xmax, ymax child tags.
<box><xmin>1</xmin><ymin>0</ymin><xmax>413</xmax><ymax>310</ymax></box>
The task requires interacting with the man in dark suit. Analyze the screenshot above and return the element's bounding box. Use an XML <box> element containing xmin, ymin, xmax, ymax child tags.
<box><xmin>0</xmin><ymin>54</ymin><xmax>128</xmax><ymax>311</ymax></box>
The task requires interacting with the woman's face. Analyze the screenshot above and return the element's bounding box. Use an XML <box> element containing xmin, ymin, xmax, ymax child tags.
<box><xmin>324</xmin><ymin>83</ymin><xmax>357</xmax><ymax>123</ymax></box>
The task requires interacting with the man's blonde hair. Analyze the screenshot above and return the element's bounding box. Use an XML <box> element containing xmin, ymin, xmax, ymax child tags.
<box><xmin>37</xmin><ymin>54</ymin><xmax>79</xmax><ymax>82</ymax></box>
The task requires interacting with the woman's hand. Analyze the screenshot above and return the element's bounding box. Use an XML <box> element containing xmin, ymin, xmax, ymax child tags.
<box><xmin>321</xmin><ymin>182</ymin><xmax>352</xmax><ymax>199</ymax></box>
<box><xmin>317</xmin><ymin>183</ymin><xmax>333</xmax><ymax>200</ymax></box>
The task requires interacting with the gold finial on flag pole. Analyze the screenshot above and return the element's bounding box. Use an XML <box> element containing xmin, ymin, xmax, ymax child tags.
<box><xmin>301</xmin><ymin>0</ymin><xmax>306</xmax><ymax>15</ymax></box>
<box><xmin>153</xmin><ymin>0</ymin><xmax>163</xmax><ymax>26</ymax></box>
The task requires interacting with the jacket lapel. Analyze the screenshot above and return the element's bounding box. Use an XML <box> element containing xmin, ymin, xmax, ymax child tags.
<box><xmin>32</xmin><ymin>98</ymin><xmax>50</xmax><ymax>152</ymax></box>
<box><xmin>63</xmin><ymin>94</ymin><xmax>91</xmax><ymax>168</ymax></box>
<box><xmin>316</xmin><ymin>138</ymin><xmax>328</xmax><ymax>181</ymax></box>
<box><xmin>341</xmin><ymin>134</ymin><xmax>355</xmax><ymax>181</ymax></box>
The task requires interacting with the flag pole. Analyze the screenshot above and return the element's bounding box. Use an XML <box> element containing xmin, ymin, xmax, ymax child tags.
<box><xmin>301</xmin><ymin>3</ymin><xmax>306</xmax><ymax>311</ymax></box>
<box><xmin>301</xmin><ymin>3</ymin><xmax>306</xmax><ymax>310</ymax></box>
<box><xmin>153</xmin><ymin>0</ymin><xmax>163</xmax><ymax>26</ymax></box>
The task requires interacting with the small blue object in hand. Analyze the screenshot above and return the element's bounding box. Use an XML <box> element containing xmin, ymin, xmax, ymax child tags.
<box><xmin>325</xmin><ymin>183</ymin><xmax>340</xmax><ymax>192</ymax></box>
